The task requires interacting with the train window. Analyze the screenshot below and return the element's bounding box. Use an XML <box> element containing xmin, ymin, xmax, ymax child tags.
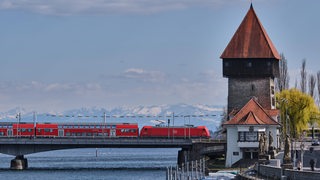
<box><xmin>106</xmin><ymin>125</ymin><xmax>110</xmax><ymax>128</ymax></box>
<box><xmin>21</xmin><ymin>129</ymin><xmax>26</xmax><ymax>132</ymax></box>
<box><xmin>38</xmin><ymin>129</ymin><xmax>41</xmax><ymax>132</ymax></box>
<box><xmin>44</xmin><ymin>129</ymin><xmax>50</xmax><ymax>132</ymax></box>
<box><xmin>77</xmin><ymin>133</ymin><xmax>81</xmax><ymax>136</ymax></box>
<box><xmin>98</xmin><ymin>133</ymin><xmax>103</xmax><ymax>136</ymax></box>
<box><xmin>96</xmin><ymin>125</ymin><xmax>101</xmax><ymax>128</ymax></box>
<box><xmin>85</xmin><ymin>126</ymin><xmax>89</xmax><ymax>129</ymax></box>
<box><xmin>0</xmin><ymin>132</ymin><xmax>3</xmax><ymax>136</ymax></box>
<box><xmin>90</xmin><ymin>126</ymin><xmax>94</xmax><ymax>129</ymax></box>
<box><xmin>79</xmin><ymin>126</ymin><xmax>84</xmax><ymax>128</ymax></box>
<box><xmin>63</xmin><ymin>126</ymin><xmax>68</xmax><ymax>128</ymax></box>
<box><xmin>131</xmin><ymin>129</ymin><xmax>136</xmax><ymax>133</ymax></box>
<box><xmin>28</xmin><ymin>129</ymin><xmax>32</xmax><ymax>132</ymax></box>
<box><xmin>112</xmin><ymin>125</ymin><xmax>116</xmax><ymax>129</ymax></box>
<box><xmin>82</xmin><ymin>133</ymin><xmax>86</xmax><ymax>136</ymax></box>
<box><xmin>74</xmin><ymin>126</ymin><xmax>79</xmax><ymax>128</ymax></box>
<box><xmin>58</xmin><ymin>125</ymin><xmax>63</xmax><ymax>128</ymax></box>
<box><xmin>66</xmin><ymin>132</ymin><xmax>71</xmax><ymax>136</ymax></box>
<box><xmin>0</xmin><ymin>126</ymin><xmax>2</xmax><ymax>128</ymax></box>
<box><xmin>87</xmin><ymin>133</ymin><xmax>92</xmax><ymax>136</ymax></box>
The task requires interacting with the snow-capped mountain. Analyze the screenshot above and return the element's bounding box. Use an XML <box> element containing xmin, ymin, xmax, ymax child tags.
<box><xmin>0</xmin><ymin>104</ymin><xmax>224</xmax><ymax>132</ymax></box>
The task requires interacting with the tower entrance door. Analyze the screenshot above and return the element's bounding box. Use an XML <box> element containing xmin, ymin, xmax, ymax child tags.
<box><xmin>243</xmin><ymin>149</ymin><xmax>258</xmax><ymax>159</ymax></box>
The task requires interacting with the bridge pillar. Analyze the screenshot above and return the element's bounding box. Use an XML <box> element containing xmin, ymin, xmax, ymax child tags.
<box><xmin>177</xmin><ymin>149</ymin><xmax>189</xmax><ymax>165</ymax></box>
<box><xmin>10</xmin><ymin>155</ymin><xmax>28</xmax><ymax>170</ymax></box>
<box><xmin>178</xmin><ymin>142</ymin><xmax>212</xmax><ymax>166</ymax></box>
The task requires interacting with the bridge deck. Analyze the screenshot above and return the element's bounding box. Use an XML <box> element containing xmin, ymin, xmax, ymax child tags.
<box><xmin>0</xmin><ymin>137</ymin><xmax>225</xmax><ymax>156</ymax></box>
<box><xmin>0</xmin><ymin>137</ymin><xmax>196</xmax><ymax>155</ymax></box>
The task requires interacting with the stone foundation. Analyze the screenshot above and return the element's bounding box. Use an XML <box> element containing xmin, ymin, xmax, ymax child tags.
<box><xmin>10</xmin><ymin>155</ymin><xmax>28</xmax><ymax>170</ymax></box>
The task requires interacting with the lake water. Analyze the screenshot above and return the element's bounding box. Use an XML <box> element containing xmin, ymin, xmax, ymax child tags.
<box><xmin>0</xmin><ymin>148</ymin><xmax>179</xmax><ymax>180</ymax></box>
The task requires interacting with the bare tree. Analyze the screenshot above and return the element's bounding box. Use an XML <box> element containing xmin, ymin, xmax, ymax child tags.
<box><xmin>317</xmin><ymin>71</ymin><xmax>320</xmax><ymax>106</ymax></box>
<box><xmin>309</xmin><ymin>74</ymin><xmax>316</xmax><ymax>99</ymax></box>
<box><xmin>300</xmin><ymin>59</ymin><xmax>307</xmax><ymax>93</ymax></box>
<box><xmin>276</xmin><ymin>53</ymin><xmax>290</xmax><ymax>91</ymax></box>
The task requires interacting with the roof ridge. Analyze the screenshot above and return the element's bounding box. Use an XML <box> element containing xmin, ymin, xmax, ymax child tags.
<box><xmin>249</xmin><ymin>6</ymin><xmax>280</xmax><ymax>60</ymax></box>
<box><xmin>223</xmin><ymin>98</ymin><xmax>280</xmax><ymax>126</ymax></box>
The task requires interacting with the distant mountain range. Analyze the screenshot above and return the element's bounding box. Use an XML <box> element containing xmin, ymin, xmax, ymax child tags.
<box><xmin>0</xmin><ymin>104</ymin><xmax>224</xmax><ymax>132</ymax></box>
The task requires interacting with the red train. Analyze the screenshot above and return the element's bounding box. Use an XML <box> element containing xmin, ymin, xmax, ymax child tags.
<box><xmin>0</xmin><ymin>122</ymin><xmax>210</xmax><ymax>138</ymax></box>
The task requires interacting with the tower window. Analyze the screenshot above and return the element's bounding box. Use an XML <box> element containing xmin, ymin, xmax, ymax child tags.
<box><xmin>251</xmin><ymin>84</ymin><xmax>255</xmax><ymax>91</ymax></box>
<box><xmin>267</xmin><ymin>62</ymin><xmax>271</xmax><ymax>66</ymax></box>
<box><xmin>271</xmin><ymin>86</ymin><xmax>275</xmax><ymax>95</ymax></box>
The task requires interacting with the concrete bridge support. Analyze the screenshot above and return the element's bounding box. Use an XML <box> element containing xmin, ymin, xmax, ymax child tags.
<box><xmin>10</xmin><ymin>155</ymin><xmax>28</xmax><ymax>170</ymax></box>
<box><xmin>177</xmin><ymin>143</ymin><xmax>205</xmax><ymax>166</ymax></box>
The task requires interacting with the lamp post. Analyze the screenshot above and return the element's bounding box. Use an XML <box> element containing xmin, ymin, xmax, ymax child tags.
<box><xmin>16</xmin><ymin>113</ymin><xmax>21</xmax><ymax>137</ymax></box>
<box><xmin>300</xmin><ymin>131</ymin><xmax>306</xmax><ymax>170</ymax></box>
<box><xmin>300</xmin><ymin>143</ymin><xmax>305</xmax><ymax>170</ymax></box>
<box><xmin>280</xmin><ymin>98</ymin><xmax>289</xmax><ymax>147</ymax></box>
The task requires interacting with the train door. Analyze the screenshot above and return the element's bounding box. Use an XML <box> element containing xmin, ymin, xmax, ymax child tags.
<box><xmin>7</xmin><ymin>129</ymin><xmax>13</xmax><ymax>137</ymax></box>
<box><xmin>110</xmin><ymin>129</ymin><xmax>116</xmax><ymax>137</ymax></box>
<box><xmin>58</xmin><ymin>129</ymin><xmax>64</xmax><ymax>137</ymax></box>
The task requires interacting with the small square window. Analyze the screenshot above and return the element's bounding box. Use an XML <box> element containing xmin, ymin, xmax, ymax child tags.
<box><xmin>233</xmin><ymin>152</ymin><xmax>239</xmax><ymax>156</ymax></box>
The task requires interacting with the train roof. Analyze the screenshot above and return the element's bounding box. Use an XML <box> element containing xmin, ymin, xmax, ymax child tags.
<box><xmin>45</xmin><ymin>122</ymin><xmax>138</xmax><ymax>125</ymax></box>
<box><xmin>143</xmin><ymin>125</ymin><xmax>207</xmax><ymax>128</ymax></box>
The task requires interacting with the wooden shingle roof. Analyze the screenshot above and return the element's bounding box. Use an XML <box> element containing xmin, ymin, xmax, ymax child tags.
<box><xmin>224</xmin><ymin>98</ymin><xmax>280</xmax><ymax>126</ymax></box>
<box><xmin>220</xmin><ymin>4</ymin><xmax>280</xmax><ymax>60</ymax></box>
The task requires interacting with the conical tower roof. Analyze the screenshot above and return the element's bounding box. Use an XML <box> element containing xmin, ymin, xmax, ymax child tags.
<box><xmin>220</xmin><ymin>5</ymin><xmax>280</xmax><ymax>59</ymax></box>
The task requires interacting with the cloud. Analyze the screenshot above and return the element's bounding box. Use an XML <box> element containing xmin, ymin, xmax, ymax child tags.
<box><xmin>0</xmin><ymin>71</ymin><xmax>227</xmax><ymax>112</ymax></box>
<box><xmin>121</xmin><ymin>68</ymin><xmax>166</xmax><ymax>83</ymax></box>
<box><xmin>0</xmin><ymin>0</ymin><xmax>228</xmax><ymax>15</ymax></box>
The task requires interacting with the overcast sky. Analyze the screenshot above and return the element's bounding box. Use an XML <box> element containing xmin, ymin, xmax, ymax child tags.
<box><xmin>0</xmin><ymin>0</ymin><xmax>319</xmax><ymax>112</ymax></box>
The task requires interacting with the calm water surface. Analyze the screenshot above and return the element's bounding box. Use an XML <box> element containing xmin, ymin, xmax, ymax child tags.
<box><xmin>0</xmin><ymin>148</ymin><xmax>179</xmax><ymax>180</ymax></box>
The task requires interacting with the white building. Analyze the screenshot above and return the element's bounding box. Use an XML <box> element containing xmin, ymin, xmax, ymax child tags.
<box><xmin>223</xmin><ymin>98</ymin><xmax>280</xmax><ymax>167</ymax></box>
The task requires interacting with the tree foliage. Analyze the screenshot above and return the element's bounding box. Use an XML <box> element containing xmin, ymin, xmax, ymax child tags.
<box><xmin>277</xmin><ymin>88</ymin><xmax>320</xmax><ymax>138</ymax></box>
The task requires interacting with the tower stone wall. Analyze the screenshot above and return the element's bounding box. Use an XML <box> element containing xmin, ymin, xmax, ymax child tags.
<box><xmin>228</xmin><ymin>77</ymin><xmax>275</xmax><ymax>114</ymax></box>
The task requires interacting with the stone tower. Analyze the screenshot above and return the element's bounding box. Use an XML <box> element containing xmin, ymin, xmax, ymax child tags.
<box><xmin>220</xmin><ymin>4</ymin><xmax>280</xmax><ymax>114</ymax></box>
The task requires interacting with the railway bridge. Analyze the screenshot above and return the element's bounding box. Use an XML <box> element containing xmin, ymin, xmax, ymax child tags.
<box><xmin>0</xmin><ymin>137</ymin><xmax>226</xmax><ymax>170</ymax></box>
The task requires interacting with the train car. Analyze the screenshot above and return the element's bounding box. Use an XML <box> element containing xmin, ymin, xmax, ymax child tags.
<box><xmin>140</xmin><ymin>125</ymin><xmax>210</xmax><ymax>138</ymax></box>
<box><xmin>115</xmin><ymin>123</ymin><xmax>139</xmax><ymax>137</ymax></box>
<box><xmin>0</xmin><ymin>122</ymin><xmax>14</xmax><ymax>137</ymax></box>
<box><xmin>13</xmin><ymin>123</ymin><xmax>35</xmax><ymax>137</ymax></box>
<box><xmin>36</xmin><ymin>123</ymin><xmax>59</xmax><ymax>137</ymax></box>
<box><xmin>56</xmin><ymin>123</ymin><xmax>138</xmax><ymax>138</ymax></box>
